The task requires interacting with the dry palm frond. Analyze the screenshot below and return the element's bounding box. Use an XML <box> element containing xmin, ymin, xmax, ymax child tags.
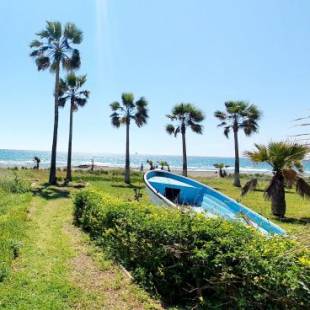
<box><xmin>241</xmin><ymin>178</ymin><xmax>258</xmax><ymax>196</ymax></box>
<box><xmin>296</xmin><ymin>177</ymin><xmax>310</xmax><ymax>199</ymax></box>
<box><xmin>265</xmin><ymin>174</ymin><xmax>283</xmax><ymax>200</ymax></box>
<box><xmin>283</xmin><ymin>169</ymin><xmax>298</xmax><ymax>188</ymax></box>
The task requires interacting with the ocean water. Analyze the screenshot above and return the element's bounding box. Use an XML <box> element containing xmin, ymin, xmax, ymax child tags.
<box><xmin>0</xmin><ymin>149</ymin><xmax>309</xmax><ymax>174</ymax></box>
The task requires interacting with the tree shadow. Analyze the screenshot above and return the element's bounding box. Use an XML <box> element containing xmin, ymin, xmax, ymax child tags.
<box><xmin>111</xmin><ymin>183</ymin><xmax>143</xmax><ymax>189</ymax></box>
<box><xmin>33</xmin><ymin>185</ymin><xmax>70</xmax><ymax>200</ymax></box>
<box><xmin>279</xmin><ymin>217</ymin><xmax>310</xmax><ymax>225</ymax></box>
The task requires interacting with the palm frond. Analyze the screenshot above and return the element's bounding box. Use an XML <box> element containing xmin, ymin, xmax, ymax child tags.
<box><xmin>35</xmin><ymin>56</ymin><xmax>50</xmax><ymax>71</ymax></box>
<box><xmin>296</xmin><ymin>177</ymin><xmax>310</xmax><ymax>199</ymax></box>
<box><xmin>246</xmin><ymin>142</ymin><xmax>309</xmax><ymax>171</ymax></box>
<box><xmin>265</xmin><ymin>174</ymin><xmax>282</xmax><ymax>200</ymax></box>
<box><xmin>64</xmin><ymin>23</ymin><xmax>83</xmax><ymax>44</ymax></box>
<box><xmin>30</xmin><ymin>40</ymin><xmax>43</xmax><ymax>48</ymax></box>
<box><xmin>224</xmin><ymin>126</ymin><xmax>230</xmax><ymax>138</ymax></box>
<box><xmin>241</xmin><ymin>178</ymin><xmax>258</xmax><ymax>196</ymax></box>
<box><xmin>121</xmin><ymin>93</ymin><xmax>135</xmax><ymax>109</ymax></box>
<box><xmin>110</xmin><ymin>101</ymin><xmax>121</xmax><ymax>111</ymax></box>
<box><xmin>46</xmin><ymin>21</ymin><xmax>62</xmax><ymax>40</ymax></box>
<box><xmin>214</xmin><ymin>110</ymin><xmax>227</xmax><ymax>120</ymax></box>
<box><xmin>110</xmin><ymin>113</ymin><xmax>121</xmax><ymax>128</ymax></box>
<box><xmin>58</xmin><ymin>97</ymin><xmax>68</xmax><ymax>108</ymax></box>
<box><xmin>75</xmin><ymin>97</ymin><xmax>87</xmax><ymax>107</ymax></box>
<box><xmin>63</xmin><ymin>49</ymin><xmax>80</xmax><ymax>70</ymax></box>
<box><xmin>189</xmin><ymin>122</ymin><xmax>203</xmax><ymax>134</ymax></box>
<box><xmin>166</xmin><ymin>124</ymin><xmax>175</xmax><ymax>135</ymax></box>
<box><xmin>240</xmin><ymin>119</ymin><xmax>259</xmax><ymax>136</ymax></box>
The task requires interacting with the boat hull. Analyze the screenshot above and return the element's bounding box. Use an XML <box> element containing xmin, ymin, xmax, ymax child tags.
<box><xmin>144</xmin><ymin>170</ymin><xmax>286</xmax><ymax>235</ymax></box>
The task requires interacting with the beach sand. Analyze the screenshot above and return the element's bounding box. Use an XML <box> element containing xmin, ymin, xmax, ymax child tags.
<box><xmin>75</xmin><ymin>164</ymin><xmax>223</xmax><ymax>178</ymax></box>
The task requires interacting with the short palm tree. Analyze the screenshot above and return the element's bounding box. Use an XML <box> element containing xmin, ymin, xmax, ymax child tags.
<box><xmin>110</xmin><ymin>93</ymin><xmax>149</xmax><ymax>184</ymax></box>
<box><xmin>166</xmin><ymin>103</ymin><xmax>204</xmax><ymax>177</ymax></box>
<box><xmin>158</xmin><ymin>160</ymin><xmax>170</xmax><ymax>171</ymax></box>
<box><xmin>213</xmin><ymin>163</ymin><xmax>229</xmax><ymax>177</ymax></box>
<box><xmin>245</xmin><ymin>141</ymin><xmax>310</xmax><ymax>218</ymax></box>
<box><xmin>58</xmin><ymin>73</ymin><xmax>90</xmax><ymax>183</ymax></box>
<box><xmin>30</xmin><ymin>21</ymin><xmax>82</xmax><ymax>185</ymax></box>
<box><xmin>215</xmin><ymin>101</ymin><xmax>261</xmax><ymax>187</ymax></box>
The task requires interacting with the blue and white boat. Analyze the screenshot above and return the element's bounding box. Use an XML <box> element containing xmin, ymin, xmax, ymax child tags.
<box><xmin>144</xmin><ymin>170</ymin><xmax>285</xmax><ymax>235</ymax></box>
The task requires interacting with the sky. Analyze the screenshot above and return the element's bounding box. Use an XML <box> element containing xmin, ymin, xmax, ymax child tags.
<box><xmin>0</xmin><ymin>0</ymin><xmax>309</xmax><ymax>157</ymax></box>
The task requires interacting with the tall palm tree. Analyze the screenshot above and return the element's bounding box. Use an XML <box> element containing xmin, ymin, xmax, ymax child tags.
<box><xmin>245</xmin><ymin>141</ymin><xmax>310</xmax><ymax>218</ymax></box>
<box><xmin>214</xmin><ymin>101</ymin><xmax>261</xmax><ymax>187</ymax></box>
<box><xmin>110</xmin><ymin>93</ymin><xmax>149</xmax><ymax>184</ymax></box>
<box><xmin>30</xmin><ymin>21</ymin><xmax>82</xmax><ymax>185</ymax></box>
<box><xmin>166</xmin><ymin>103</ymin><xmax>204</xmax><ymax>177</ymax></box>
<box><xmin>58</xmin><ymin>73</ymin><xmax>90</xmax><ymax>183</ymax></box>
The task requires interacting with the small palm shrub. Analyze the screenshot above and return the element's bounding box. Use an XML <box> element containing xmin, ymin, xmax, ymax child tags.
<box><xmin>74</xmin><ymin>190</ymin><xmax>310</xmax><ymax>309</ymax></box>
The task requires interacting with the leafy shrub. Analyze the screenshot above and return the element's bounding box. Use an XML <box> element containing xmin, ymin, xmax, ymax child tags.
<box><xmin>74</xmin><ymin>190</ymin><xmax>310</xmax><ymax>309</ymax></box>
<box><xmin>0</xmin><ymin>174</ymin><xmax>31</xmax><ymax>193</ymax></box>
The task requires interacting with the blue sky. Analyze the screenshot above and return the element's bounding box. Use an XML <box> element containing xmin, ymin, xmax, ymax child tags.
<box><xmin>0</xmin><ymin>0</ymin><xmax>309</xmax><ymax>156</ymax></box>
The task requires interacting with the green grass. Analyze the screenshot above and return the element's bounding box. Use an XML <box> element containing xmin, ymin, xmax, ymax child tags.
<box><xmin>0</xmin><ymin>190</ymin><xmax>32</xmax><ymax>282</ymax></box>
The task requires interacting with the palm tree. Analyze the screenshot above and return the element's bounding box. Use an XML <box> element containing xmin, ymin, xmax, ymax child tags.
<box><xmin>215</xmin><ymin>101</ymin><xmax>261</xmax><ymax>187</ymax></box>
<box><xmin>158</xmin><ymin>160</ymin><xmax>170</xmax><ymax>171</ymax></box>
<box><xmin>30</xmin><ymin>21</ymin><xmax>82</xmax><ymax>185</ymax></box>
<box><xmin>110</xmin><ymin>93</ymin><xmax>149</xmax><ymax>184</ymax></box>
<box><xmin>245</xmin><ymin>141</ymin><xmax>310</xmax><ymax>218</ymax></box>
<box><xmin>166</xmin><ymin>103</ymin><xmax>204</xmax><ymax>177</ymax></box>
<box><xmin>213</xmin><ymin>163</ymin><xmax>229</xmax><ymax>177</ymax></box>
<box><xmin>146</xmin><ymin>160</ymin><xmax>155</xmax><ymax>170</ymax></box>
<box><xmin>58</xmin><ymin>73</ymin><xmax>90</xmax><ymax>183</ymax></box>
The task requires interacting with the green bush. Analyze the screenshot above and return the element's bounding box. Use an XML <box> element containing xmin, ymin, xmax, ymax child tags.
<box><xmin>74</xmin><ymin>190</ymin><xmax>310</xmax><ymax>309</ymax></box>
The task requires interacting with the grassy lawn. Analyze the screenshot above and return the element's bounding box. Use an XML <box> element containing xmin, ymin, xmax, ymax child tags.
<box><xmin>0</xmin><ymin>168</ymin><xmax>309</xmax><ymax>308</ymax></box>
<box><xmin>0</xmin><ymin>169</ymin><xmax>162</xmax><ymax>309</ymax></box>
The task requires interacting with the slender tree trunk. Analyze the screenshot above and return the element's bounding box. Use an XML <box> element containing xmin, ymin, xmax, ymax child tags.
<box><xmin>49</xmin><ymin>62</ymin><xmax>60</xmax><ymax>185</ymax></box>
<box><xmin>66</xmin><ymin>99</ymin><xmax>74</xmax><ymax>183</ymax></box>
<box><xmin>233</xmin><ymin>121</ymin><xmax>241</xmax><ymax>187</ymax></box>
<box><xmin>269</xmin><ymin>172</ymin><xmax>286</xmax><ymax>217</ymax></box>
<box><xmin>125</xmin><ymin>120</ymin><xmax>130</xmax><ymax>184</ymax></box>
<box><xmin>181</xmin><ymin>124</ymin><xmax>187</xmax><ymax>177</ymax></box>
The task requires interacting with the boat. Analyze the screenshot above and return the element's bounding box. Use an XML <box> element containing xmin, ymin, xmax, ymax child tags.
<box><xmin>144</xmin><ymin>170</ymin><xmax>286</xmax><ymax>235</ymax></box>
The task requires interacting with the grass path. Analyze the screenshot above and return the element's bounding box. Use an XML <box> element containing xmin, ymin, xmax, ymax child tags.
<box><xmin>0</xmin><ymin>188</ymin><xmax>161</xmax><ymax>309</ymax></box>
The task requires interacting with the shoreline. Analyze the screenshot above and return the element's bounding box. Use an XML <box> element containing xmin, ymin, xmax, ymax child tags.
<box><xmin>0</xmin><ymin>163</ymin><xmax>275</xmax><ymax>178</ymax></box>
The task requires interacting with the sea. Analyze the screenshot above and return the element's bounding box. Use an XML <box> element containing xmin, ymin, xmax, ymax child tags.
<box><xmin>1</xmin><ymin>149</ymin><xmax>310</xmax><ymax>175</ymax></box>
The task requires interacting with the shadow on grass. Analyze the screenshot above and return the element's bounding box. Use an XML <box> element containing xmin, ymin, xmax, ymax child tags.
<box><xmin>279</xmin><ymin>217</ymin><xmax>310</xmax><ymax>225</ymax></box>
<box><xmin>111</xmin><ymin>183</ymin><xmax>143</xmax><ymax>189</ymax></box>
<box><xmin>33</xmin><ymin>185</ymin><xmax>70</xmax><ymax>200</ymax></box>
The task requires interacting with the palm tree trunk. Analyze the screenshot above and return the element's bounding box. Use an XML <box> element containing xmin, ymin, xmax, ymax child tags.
<box><xmin>181</xmin><ymin>125</ymin><xmax>187</xmax><ymax>177</ymax></box>
<box><xmin>233</xmin><ymin>124</ymin><xmax>241</xmax><ymax>187</ymax></box>
<box><xmin>49</xmin><ymin>62</ymin><xmax>60</xmax><ymax>185</ymax></box>
<box><xmin>125</xmin><ymin>120</ymin><xmax>130</xmax><ymax>184</ymax></box>
<box><xmin>66</xmin><ymin>99</ymin><xmax>74</xmax><ymax>183</ymax></box>
<box><xmin>268</xmin><ymin>172</ymin><xmax>286</xmax><ymax>217</ymax></box>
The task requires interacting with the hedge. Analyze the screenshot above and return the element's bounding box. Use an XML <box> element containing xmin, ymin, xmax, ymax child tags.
<box><xmin>74</xmin><ymin>189</ymin><xmax>310</xmax><ymax>309</ymax></box>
